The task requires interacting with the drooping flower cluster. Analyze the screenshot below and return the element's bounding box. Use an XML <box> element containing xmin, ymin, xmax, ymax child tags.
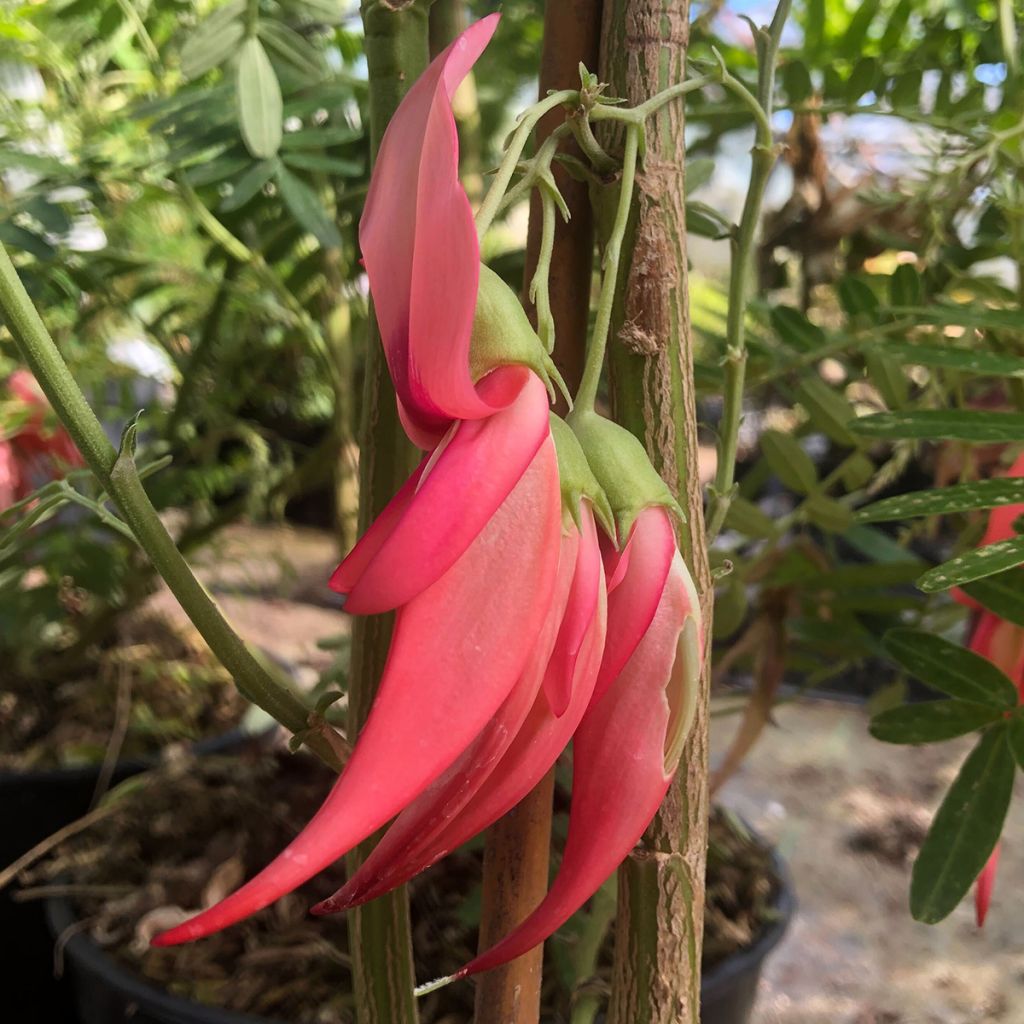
<box><xmin>1</xmin><ymin>369</ymin><xmax>82</xmax><ymax>510</ymax></box>
<box><xmin>955</xmin><ymin>452</ymin><xmax>1024</xmax><ymax>927</ymax></box>
<box><xmin>154</xmin><ymin>15</ymin><xmax>702</xmax><ymax>976</ymax></box>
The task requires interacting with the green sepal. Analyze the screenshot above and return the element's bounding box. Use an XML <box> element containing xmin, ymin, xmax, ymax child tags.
<box><xmin>550</xmin><ymin>414</ymin><xmax>615</xmax><ymax>537</ymax></box>
<box><xmin>568</xmin><ymin>409</ymin><xmax>683</xmax><ymax>543</ymax></box>
<box><xmin>470</xmin><ymin>265</ymin><xmax>568</xmax><ymax>403</ymax></box>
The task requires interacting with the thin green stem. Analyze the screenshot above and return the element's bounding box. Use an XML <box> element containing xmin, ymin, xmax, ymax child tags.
<box><xmin>589</xmin><ymin>71</ymin><xmax>719</xmax><ymax>125</ymax></box>
<box><xmin>0</xmin><ymin>243</ymin><xmax>342</xmax><ymax>772</ymax></box>
<box><xmin>706</xmin><ymin>0</ymin><xmax>791</xmax><ymax>541</ymax></box>
<box><xmin>574</xmin><ymin>124</ymin><xmax>640</xmax><ymax>413</ymax></box>
<box><xmin>474</xmin><ymin>89</ymin><xmax>578</xmax><ymax>238</ymax></box>
<box><xmin>530</xmin><ymin>187</ymin><xmax>558</xmax><ymax>353</ymax></box>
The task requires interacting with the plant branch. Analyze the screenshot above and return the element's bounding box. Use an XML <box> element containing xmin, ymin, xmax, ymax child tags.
<box><xmin>0</xmin><ymin>243</ymin><xmax>342</xmax><ymax>773</ymax></box>
<box><xmin>705</xmin><ymin>0</ymin><xmax>792</xmax><ymax>541</ymax></box>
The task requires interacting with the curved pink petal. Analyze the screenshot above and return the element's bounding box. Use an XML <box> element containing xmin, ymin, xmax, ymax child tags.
<box><xmin>331</xmin><ymin>368</ymin><xmax>545</xmax><ymax>614</ymax></box>
<box><xmin>153</xmin><ymin>436</ymin><xmax>561</xmax><ymax>947</ymax></box>
<box><xmin>459</xmin><ymin>550</ymin><xmax>700</xmax><ymax>978</ymax></box>
<box><xmin>542</xmin><ymin>504</ymin><xmax>601</xmax><ymax>716</ymax></box>
<box><xmin>360</xmin><ymin>15</ymin><xmax>505</xmax><ymax>447</ymax></box>
<box><xmin>975</xmin><ymin>843</ymin><xmax>1000</xmax><ymax>927</ymax></box>
<box><xmin>323</xmin><ymin>522</ymin><xmax>607</xmax><ymax>912</ymax></box>
<box><xmin>315</xmin><ymin>525</ymin><xmax>581</xmax><ymax>915</ymax></box>
<box><xmin>593</xmin><ymin>506</ymin><xmax>676</xmax><ymax>705</ymax></box>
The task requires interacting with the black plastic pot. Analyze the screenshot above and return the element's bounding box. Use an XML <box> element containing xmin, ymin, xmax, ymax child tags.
<box><xmin>47</xmin><ymin>895</ymin><xmax>271</xmax><ymax>1024</ymax></box>
<box><xmin>0</xmin><ymin>727</ymin><xmax>271</xmax><ymax>1023</ymax></box>
<box><xmin>700</xmin><ymin>849</ymin><xmax>796</xmax><ymax>1024</ymax></box>
<box><xmin>46</xmin><ymin>848</ymin><xmax>795</xmax><ymax>1024</ymax></box>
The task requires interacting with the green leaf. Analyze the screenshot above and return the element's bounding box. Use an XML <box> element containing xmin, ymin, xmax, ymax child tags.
<box><xmin>962</xmin><ymin>568</ymin><xmax>1024</xmax><ymax>629</ymax></box>
<box><xmin>918</xmin><ymin>535</ymin><xmax>1024</xmax><ymax>593</ymax></box>
<box><xmin>686</xmin><ymin>201</ymin><xmax>731</xmax><ymax>240</ymax></box>
<box><xmin>890</xmin><ymin>68</ymin><xmax>922</xmax><ymax>109</ymax></box>
<box><xmin>870</xmin><ymin>701</ymin><xmax>1004</xmax><ymax>745</ymax></box>
<box><xmin>856</xmin><ymin>479</ymin><xmax>1024</xmax><ymax>523</ymax></box>
<box><xmin>181</xmin><ymin>18</ymin><xmax>245</xmax><ymax>80</ymax></box>
<box><xmin>0</xmin><ymin>222</ymin><xmax>54</xmax><ymax>261</ymax></box>
<box><xmin>803</xmin><ymin>494</ymin><xmax>853</xmax><ymax>533</ymax></box>
<box><xmin>882</xmin><ymin>629</ymin><xmax>1019</xmax><ymax>708</ymax></box>
<box><xmin>685</xmin><ymin>157</ymin><xmax>714</xmax><ymax>193</ymax></box>
<box><xmin>760</xmin><ymin>430</ymin><xmax>817</xmax><ymax>494</ymax></box>
<box><xmin>237</xmin><ymin>38</ymin><xmax>283</xmax><ymax>159</ymax></box>
<box><xmin>220</xmin><ymin>158</ymin><xmax>279</xmax><ymax>212</ymax></box>
<box><xmin>890</xmin><ymin>263</ymin><xmax>922</xmax><ymax>307</ymax></box>
<box><xmin>853</xmin><ymin>411</ymin><xmax>1024</xmax><ymax>443</ymax></box>
<box><xmin>781</xmin><ymin>60</ymin><xmax>813</xmax><ymax>104</ymax></box>
<box><xmin>910</xmin><ymin>727</ymin><xmax>1014</xmax><ymax>923</ymax></box>
<box><xmin>723</xmin><ymin>497</ymin><xmax>776</xmax><ymax>539</ymax></box>
<box><xmin>838</xmin><ymin>276</ymin><xmax>879</xmax><ymax>321</ymax></box>
<box><xmin>281</xmin><ymin>151</ymin><xmax>363</xmax><ymax>176</ymax></box>
<box><xmin>771</xmin><ymin>305</ymin><xmax>826</xmax><ymax>352</ymax></box>
<box><xmin>796</xmin><ymin>376</ymin><xmax>857</xmax><ymax>445</ymax></box>
<box><xmin>840</xmin><ymin>452</ymin><xmax>875</xmax><ymax>491</ymax></box>
<box><xmin>276</xmin><ymin>166</ymin><xmax>342</xmax><ymax>249</ymax></box>
<box><xmin>280</xmin><ymin>125</ymin><xmax>362</xmax><ymax>149</ymax></box>
<box><xmin>841</xmin><ymin>0</ymin><xmax>880</xmax><ymax>56</ymax></box>
<box><xmin>183</xmin><ymin>153</ymin><xmax>251</xmax><ymax>187</ymax></box>
<box><xmin>846</xmin><ymin>56</ymin><xmax>878</xmax><ymax>101</ymax></box>
<box><xmin>1009</xmin><ymin>716</ymin><xmax>1024</xmax><ymax>770</ymax></box>
<box><xmin>864</xmin><ymin>351</ymin><xmax>908</xmax><ymax>409</ymax></box>
<box><xmin>258</xmin><ymin>19</ymin><xmax>328</xmax><ymax>83</ymax></box>
<box><xmin>712</xmin><ymin>579</ymin><xmax>748</xmax><ymax>639</ymax></box>
<box><xmin>882</xmin><ymin>342</ymin><xmax>1024</xmax><ymax>379</ymax></box>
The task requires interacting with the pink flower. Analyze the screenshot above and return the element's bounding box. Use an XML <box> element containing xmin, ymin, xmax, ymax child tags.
<box><xmin>458</xmin><ymin>507</ymin><xmax>701</xmax><ymax>977</ymax></box>
<box><xmin>956</xmin><ymin>452</ymin><xmax>1024</xmax><ymax>926</ymax></box>
<box><xmin>154</xmin><ymin>16</ymin><xmax>703</xmax><ymax>978</ymax></box>
<box><xmin>360</xmin><ymin>13</ymin><xmax>511</xmax><ymax>450</ymax></box>
<box><xmin>155</xmin><ymin>429</ymin><xmax>563</xmax><ymax>946</ymax></box>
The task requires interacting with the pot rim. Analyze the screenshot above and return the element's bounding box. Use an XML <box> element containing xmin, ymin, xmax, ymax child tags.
<box><xmin>700</xmin><ymin>841</ymin><xmax>796</xmax><ymax>998</ymax></box>
<box><xmin>46</xmin><ymin>895</ymin><xmax>278</xmax><ymax>1024</ymax></box>
<box><xmin>0</xmin><ymin>725</ymin><xmax>271</xmax><ymax>788</ymax></box>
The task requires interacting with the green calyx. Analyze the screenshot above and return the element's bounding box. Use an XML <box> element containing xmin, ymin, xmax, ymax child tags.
<box><xmin>567</xmin><ymin>409</ymin><xmax>683</xmax><ymax>543</ymax></box>
<box><xmin>549</xmin><ymin>414</ymin><xmax>615</xmax><ymax>537</ymax></box>
<box><xmin>470</xmin><ymin>265</ymin><xmax>570</xmax><ymax>406</ymax></box>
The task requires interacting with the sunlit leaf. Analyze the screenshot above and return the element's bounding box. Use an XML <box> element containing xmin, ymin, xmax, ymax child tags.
<box><xmin>918</xmin><ymin>535</ymin><xmax>1024</xmax><ymax>593</ymax></box>
<box><xmin>910</xmin><ymin>727</ymin><xmax>1014</xmax><ymax>923</ymax></box>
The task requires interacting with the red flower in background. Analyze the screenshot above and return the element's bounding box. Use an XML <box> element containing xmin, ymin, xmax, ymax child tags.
<box><xmin>1</xmin><ymin>369</ymin><xmax>82</xmax><ymax>510</ymax></box>
<box><xmin>956</xmin><ymin>452</ymin><xmax>1024</xmax><ymax>926</ymax></box>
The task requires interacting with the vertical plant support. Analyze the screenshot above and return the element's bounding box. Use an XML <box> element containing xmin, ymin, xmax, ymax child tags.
<box><xmin>348</xmin><ymin>3</ymin><xmax>431</xmax><ymax>1021</ymax></box>
<box><xmin>597</xmin><ymin>3</ymin><xmax>715</xmax><ymax>1022</ymax></box>
<box><xmin>471</xmin><ymin>7</ymin><xmax>602</xmax><ymax>1024</ymax></box>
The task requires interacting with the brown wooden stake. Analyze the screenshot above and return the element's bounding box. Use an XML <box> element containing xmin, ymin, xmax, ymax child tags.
<box><xmin>472</xmin><ymin>4</ymin><xmax>602</xmax><ymax>1023</ymax></box>
<box><xmin>596</xmin><ymin>2</ymin><xmax>715</xmax><ymax>1022</ymax></box>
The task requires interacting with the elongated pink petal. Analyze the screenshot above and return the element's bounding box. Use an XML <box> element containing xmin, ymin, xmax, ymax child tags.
<box><xmin>459</xmin><ymin>549</ymin><xmax>700</xmax><ymax>977</ymax></box>
<box><xmin>315</xmin><ymin>525</ymin><xmax>581</xmax><ymax>915</ymax></box>
<box><xmin>594</xmin><ymin>506</ymin><xmax>676</xmax><ymax>704</ymax></box>
<box><xmin>153</xmin><ymin>437</ymin><xmax>561</xmax><ymax>947</ymax></box>
<box><xmin>360</xmin><ymin>15</ymin><xmax>503</xmax><ymax>446</ymax></box>
<box><xmin>324</xmin><ymin>515</ymin><xmax>607</xmax><ymax>912</ymax></box>
<box><xmin>975</xmin><ymin>843</ymin><xmax>1000</xmax><ymax>927</ymax></box>
<box><xmin>331</xmin><ymin>368</ymin><xmax>544</xmax><ymax>614</ymax></box>
<box><xmin>542</xmin><ymin>505</ymin><xmax>601</xmax><ymax>716</ymax></box>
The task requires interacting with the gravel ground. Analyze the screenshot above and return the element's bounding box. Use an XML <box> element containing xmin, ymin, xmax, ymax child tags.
<box><xmin>713</xmin><ymin>699</ymin><xmax>1024</xmax><ymax>1024</ymax></box>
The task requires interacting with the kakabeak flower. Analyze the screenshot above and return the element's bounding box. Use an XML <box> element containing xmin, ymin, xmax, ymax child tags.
<box><xmin>155</xmin><ymin>13</ymin><xmax>703</xmax><ymax>979</ymax></box>
<box><xmin>155</xmin><ymin>12</ymin><xmax>566</xmax><ymax>949</ymax></box>
<box><xmin>956</xmin><ymin>452</ymin><xmax>1024</xmax><ymax>926</ymax></box>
